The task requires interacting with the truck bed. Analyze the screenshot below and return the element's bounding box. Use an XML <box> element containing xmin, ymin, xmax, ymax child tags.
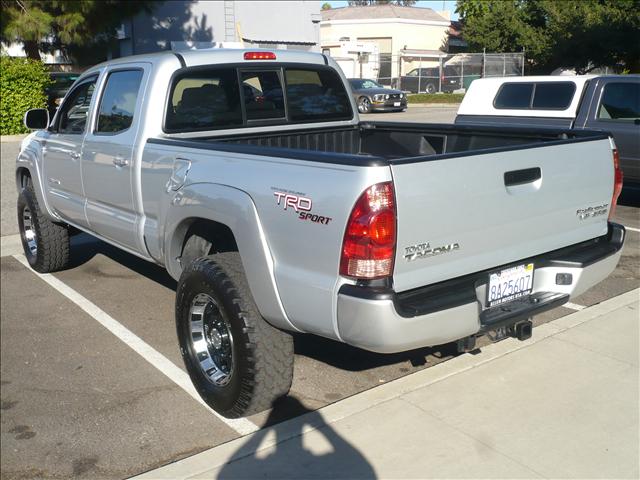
<box><xmin>150</xmin><ymin>122</ymin><xmax>608</xmax><ymax>165</ymax></box>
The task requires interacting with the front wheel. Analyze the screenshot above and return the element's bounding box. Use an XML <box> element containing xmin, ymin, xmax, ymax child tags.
<box><xmin>176</xmin><ymin>253</ymin><xmax>294</xmax><ymax>418</ymax></box>
<box><xmin>358</xmin><ymin>96</ymin><xmax>372</xmax><ymax>113</ymax></box>
<box><xmin>17</xmin><ymin>179</ymin><xmax>70</xmax><ymax>273</ymax></box>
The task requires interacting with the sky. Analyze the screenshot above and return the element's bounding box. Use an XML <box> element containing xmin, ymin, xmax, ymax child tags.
<box><xmin>326</xmin><ymin>1</ymin><xmax>460</xmax><ymax>20</ymax></box>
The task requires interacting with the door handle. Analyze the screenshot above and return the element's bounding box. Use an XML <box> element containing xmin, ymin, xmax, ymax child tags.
<box><xmin>69</xmin><ymin>151</ymin><xmax>80</xmax><ymax>160</ymax></box>
<box><xmin>166</xmin><ymin>158</ymin><xmax>191</xmax><ymax>192</ymax></box>
<box><xmin>113</xmin><ymin>155</ymin><xmax>129</xmax><ymax>168</ymax></box>
<box><xmin>504</xmin><ymin>167</ymin><xmax>541</xmax><ymax>187</ymax></box>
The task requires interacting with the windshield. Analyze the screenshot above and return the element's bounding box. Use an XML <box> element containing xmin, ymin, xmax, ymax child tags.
<box><xmin>349</xmin><ymin>79</ymin><xmax>384</xmax><ymax>90</ymax></box>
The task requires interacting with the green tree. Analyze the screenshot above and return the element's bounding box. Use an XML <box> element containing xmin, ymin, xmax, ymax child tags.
<box><xmin>456</xmin><ymin>0</ymin><xmax>640</xmax><ymax>73</ymax></box>
<box><xmin>322</xmin><ymin>2</ymin><xmax>332</xmax><ymax>9</ymax></box>
<box><xmin>0</xmin><ymin>1</ymin><xmax>156</xmax><ymax>63</ymax></box>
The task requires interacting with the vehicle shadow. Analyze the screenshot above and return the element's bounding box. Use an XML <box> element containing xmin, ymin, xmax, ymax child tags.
<box><xmin>67</xmin><ymin>234</ymin><xmax>459</xmax><ymax>370</ymax></box>
<box><xmin>68</xmin><ymin>233</ymin><xmax>177</xmax><ymax>290</ymax></box>
<box><xmin>216</xmin><ymin>396</ymin><xmax>377</xmax><ymax>480</ymax></box>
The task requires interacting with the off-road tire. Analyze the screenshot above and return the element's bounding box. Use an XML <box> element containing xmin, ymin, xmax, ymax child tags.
<box><xmin>176</xmin><ymin>252</ymin><xmax>294</xmax><ymax>418</ymax></box>
<box><xmin>17</xmin><ymin>179</ymin><xmax>70</xmax><ymax>273</ymax></box>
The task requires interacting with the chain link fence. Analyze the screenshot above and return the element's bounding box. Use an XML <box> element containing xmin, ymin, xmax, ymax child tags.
<box><xmin>337</xmin><ymin>52</ymin><xmax>525</xmax><ymax>93</ymax></box>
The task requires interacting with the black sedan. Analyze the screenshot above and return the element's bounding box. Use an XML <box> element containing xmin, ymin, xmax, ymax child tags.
<box><xmin>348</xmin><ymin>78</ymin><xmax>407</xmax><ymax>113</ymax></box>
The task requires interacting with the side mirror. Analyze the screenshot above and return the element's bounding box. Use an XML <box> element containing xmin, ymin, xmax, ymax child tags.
<box><xmin>23</xmin><ymin>108</ymin><xmax>49</xmax><ymax>130</ymax></box>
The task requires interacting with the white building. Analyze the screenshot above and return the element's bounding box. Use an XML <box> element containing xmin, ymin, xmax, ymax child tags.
<box><xmin>320</xmin><ymin>5</ymin><xmax>451</xmax><ymax>82</ymax></box>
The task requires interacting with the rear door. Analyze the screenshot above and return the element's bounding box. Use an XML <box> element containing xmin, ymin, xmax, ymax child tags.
<box><xmin>390</xmin><ymin>137</ymin><xmax>614</xmax><ymax>292</ymax></box>
<box><xmin>82</xmin><ymin>66</ymin><xmax>147</xmax><ymax>251</ymax></box>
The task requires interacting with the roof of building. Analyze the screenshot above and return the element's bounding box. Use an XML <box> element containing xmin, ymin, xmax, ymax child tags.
<box><xmin>321</xmin><ymin>5</ymin><xmax>449</xmax><ymax>23</ymax></box>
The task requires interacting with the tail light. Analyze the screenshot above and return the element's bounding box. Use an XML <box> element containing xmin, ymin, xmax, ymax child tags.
<box><xmin>244</xmin><ymin>51</ymin><xmax>276</xmax><ymax>60</ymax></box>
<box><xmin>609</xmin><ymin>148</ymin><xmax>623</xmax><ymax>219</ymax></box>
<box><xmin>340</xmin><ymin>182</ymin><xmax>397</xmax><ymax>279</ymax></box>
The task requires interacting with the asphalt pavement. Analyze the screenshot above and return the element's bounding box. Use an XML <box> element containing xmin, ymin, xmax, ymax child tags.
<box><xmin>1</xmin><ymin>106</ymin><xmax>638</xmax><ymax>479</ymax></box>
<box><xmin>135</xmin><ymin>289</ymin><xmax>639</xmax><ymax>480</ymax></box>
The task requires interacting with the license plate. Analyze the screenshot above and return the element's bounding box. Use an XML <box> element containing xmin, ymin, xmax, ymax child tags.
<box><xmin>487</xmin><ymin>263</ymin><xmax>534</xmax><ymax>307</ymax></box>
<box><xmin>393</xmin><ymin>102</ymin><xmax>401</xmax><ymax>106</ymax></box>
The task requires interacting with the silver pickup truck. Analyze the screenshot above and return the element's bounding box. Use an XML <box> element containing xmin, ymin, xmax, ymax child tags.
<box><xmin>17</xmin><ymin>49</ymin><xmax>625</xmax><ymax>418</ymax></box>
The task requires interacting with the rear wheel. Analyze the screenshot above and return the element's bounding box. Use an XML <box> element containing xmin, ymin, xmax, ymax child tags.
<box><xmin>176</xmin><ymin>252</ymin><xmax>294</xmax><ymax>417</ymax></box>
<box><xmin>17</xmin><ymin>179</ymin><xmax>70</xmax><ymax>273</ymax></box>
<box><xmin>358</xmin><ymin>96</ymin><xmax>372</xmax><ymax>113</ymax></box>
<box><xmin>424</xmin><ymin>83</ymin><xmax>436</xmax><ymax>94</ymax></box>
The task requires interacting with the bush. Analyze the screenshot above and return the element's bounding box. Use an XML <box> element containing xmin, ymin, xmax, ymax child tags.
<box><xmin>407</xmin><ymin>93</ymin><xmax>465</xmax><ymax>104</ymax></box>
<box><xmin>0</xmin><ymin>56</ymin><xmax>51</xmax><ymax>135</ymax></box>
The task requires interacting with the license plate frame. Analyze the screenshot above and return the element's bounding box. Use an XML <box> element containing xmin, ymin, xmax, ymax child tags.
<box><xmin>393</xmin><ymin>102</ymin><xmax>401</xmax><ymax>107</ymax></box>
<box><xmin>486</xmin><ymin>263</ymin><xmax>534</xmax><ymax>307</ymax></box>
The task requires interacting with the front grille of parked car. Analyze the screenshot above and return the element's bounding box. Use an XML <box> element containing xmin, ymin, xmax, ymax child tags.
<box><xmin>389</xmin><ymin>94</ymin><xmax>401</xmax><ymax>99</ymax></box>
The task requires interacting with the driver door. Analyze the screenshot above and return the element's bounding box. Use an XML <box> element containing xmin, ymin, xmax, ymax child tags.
<box><xmin>43</xmin><ymin>76</ymin><xmax>97</xmax><ymax>226</ymax></box>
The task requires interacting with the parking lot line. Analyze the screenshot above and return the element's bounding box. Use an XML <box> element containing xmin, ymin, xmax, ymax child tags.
<box><xmin>625</xmin><ymin>225</ymin><xmax>640</xmax><ymax>233</ymax></box>
<box><xmin>12</xmin><ymin>253</ymin><xmax>259</xmax><ymax>436</ymax></box>
<box><xmin>564</xmin><ymin>302</ymin><xmax>586</xmax><ymax>311</ymax></box>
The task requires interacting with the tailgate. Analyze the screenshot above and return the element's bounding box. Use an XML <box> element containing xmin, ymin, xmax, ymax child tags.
<box><xmin>391</xmin><ymin>137</ymin><xmax>614</xmax><ymax>292</ymax></box>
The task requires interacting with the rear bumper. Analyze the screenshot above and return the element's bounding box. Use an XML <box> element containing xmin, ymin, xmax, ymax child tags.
<box><xmin>337</xmin><ymin>223</ymin><xmax>625</xmax><ymax>353</ymax></box>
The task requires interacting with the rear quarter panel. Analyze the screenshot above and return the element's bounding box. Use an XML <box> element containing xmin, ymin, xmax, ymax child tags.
<box><xmin>141</xmin><ymin>142</ymin><xmax>391</xmax><ymax>339</ymax></box>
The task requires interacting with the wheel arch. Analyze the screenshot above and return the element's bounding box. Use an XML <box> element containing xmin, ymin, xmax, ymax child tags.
<box><xmin>162</xmin><ymin>183</ymin><xmax>298</xmax><ymax>332</ymax></box>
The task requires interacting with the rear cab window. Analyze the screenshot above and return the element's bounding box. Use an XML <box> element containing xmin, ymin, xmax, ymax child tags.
<box><xmin>597</xmin><ymin>82</ymin><xmax>640</xmax><ymax>121</ymax></box>
<box><xmin>285</xmin><ymin>69</ymin><xmax>351</xmax><ymax>122</ymax></box>
<box><xmin>166</xmin><ymin>69</ymin><xmax>242</xmax><ymax>132</ymax></box>
<box><xmin>494</xmin><ymin>82</ymin><xmax>576</xmax><ymax>110</ymax></box>
<box><xmin>96</xmin><ymin>70</ymin><xmax>144</xmax><ymax>134</ymax></box>
<box><xmin>164</xmin><ymin>64</ymin><xmax>353</xmax><ymax>133</ymax></box>
<box><xmin>241</xmin><ymin>70</ymin><xmax>285</xmax><ymax>120</ymax></box>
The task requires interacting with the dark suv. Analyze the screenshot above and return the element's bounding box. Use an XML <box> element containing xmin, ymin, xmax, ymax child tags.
<box><xmin>395</xmin><ymin>67</ymin><xmax>461</xmax><ymax>94</ymax></box>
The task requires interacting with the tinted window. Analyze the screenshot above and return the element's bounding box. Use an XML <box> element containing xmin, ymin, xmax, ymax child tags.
<box><xmin>96</xmin><ymin>70</ymin><xmax>143</xmax><ymax>133</ymax></box>
<box><xmin>166</xmin><ymin>69</ymin><xmax>242</xmax><ymax>132</ymax></box>
<box><xmin>57</xmin><ymin>79</ymin><xmax>96</xmax><ymax>134</ymax></box>
<box><xmin>494</xmin><ymin>83</ymin><xmax>533</xmax><ymax>109</ymax></box>
<box><xmin>532</xmin><ymin>82</ymin><xmax>575</xmax><ymax>109</ymax></box>
<box><xmin>598</xmin><ymin>82</ymin><xmax>640</xmax><ymax>121</ymax></box>
<box><xmin>241</xmin><ymin>70</ymin><xmax>285</xmax><ymax>120</ymax></box>
<box><xmin>285</xmin><ymin>69</ymin><xmax>352</xmax><ymax>122</ymax></box>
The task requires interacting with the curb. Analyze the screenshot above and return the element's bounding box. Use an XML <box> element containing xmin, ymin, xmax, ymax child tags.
<box><xmin>0</xmin><ymin>134</ymin><xmax>28</xmax><ymax>143</ymax></box>
<box><xmin>407</xmin><ymin>103</ymin><xmax>461</xmax><ymax>108</ymax></box>
<box><xmin>131</xmin><ymin>288</ymin><xmax>639</xmax><ymax>479</ymax></box>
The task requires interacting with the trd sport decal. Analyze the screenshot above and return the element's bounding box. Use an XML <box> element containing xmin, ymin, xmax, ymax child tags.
<box><xmin>273</xmin><ymin>190</ymin><xmax>332</xmax><ymax>225</ymax></box>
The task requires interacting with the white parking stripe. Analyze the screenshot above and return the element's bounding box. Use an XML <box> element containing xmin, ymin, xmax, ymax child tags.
<box><xmin>564</xmin><ymin>302</ymin><xmax>586</xmax><ymax>311</ymax></box>
<box><xmin>624</xmin><ymin>226</ymin><xmax>640</xmax><ymax>233</ymax></box>
<box><xmin>12</xmin><ymin>254</ymin><xmax>259</xmax><ymax>436</ymax></box>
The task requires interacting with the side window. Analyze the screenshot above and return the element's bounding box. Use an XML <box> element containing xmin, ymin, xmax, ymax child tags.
<box><xmin>57</xmin><ymin>79</ymin><xmax>96</xmax><ymax>134</ymax></box>
<box><xmin>532</xmin><ymin>82</ymin><xmax>575</xmax><ymax>109</ymax></box>
<box><xmin>96</xmin><ymin>70</ymin><xmax>144</xmax><ymax>134</ymax></box>
<box><xmin>597</xmin><ymin>83</ymin><xmax>640</xmax><ymax>121</ymax></box>
<box><xmin>495</xmin><ymin>82</ymin><xmax>575</xmax><ymax>110</ymax></box>
<box><xmin>165</xmin><ymin>68</ymin><xmax>242</xmax><ymax>132</ymax></box>
<box><xmin>285</xmin><ymin>68</ymin><xmax>352</xmax><ymax>122</ymax></box>
<box><xmin>494</xmin><ymin>83</ymin><xmax>533</xmax><ymax>109</ymax></box>
<box><xmin>241</xmin><ymin>70</ymin><xmax>285</xmax><ymax>120</ymax></box>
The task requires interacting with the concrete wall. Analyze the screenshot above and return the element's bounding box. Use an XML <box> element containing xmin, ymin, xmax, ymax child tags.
<box><xmin>119</xmin><ymin>0</ymin><xmax>321</xmax><ymax>57</ymax></box>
